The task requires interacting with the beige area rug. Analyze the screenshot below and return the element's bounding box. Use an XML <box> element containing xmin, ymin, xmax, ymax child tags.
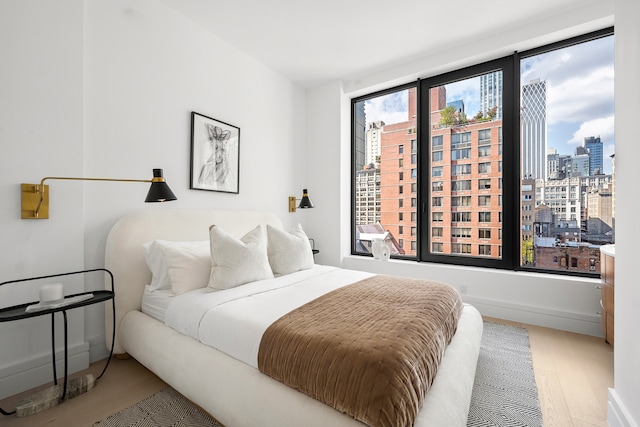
<box><xmin>93</xmin><ymin>387</ymin><xmax>222</xmax><ymax>427</ymax></box>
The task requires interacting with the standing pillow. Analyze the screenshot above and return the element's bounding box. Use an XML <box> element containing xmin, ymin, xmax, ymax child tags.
<box><xmin>143</xmin><ymin>240</ymin><xmax>211</xmax><ymax>295</ymax></box>
<box><xmin>208</xmin><ymin>224</ymin><xmax>274</xmax><ymax>291</ymax></box>
<box><xmin>267</xmin><ymin>223</ymin><xmax>314</xmax><ymax>276</ymax></box>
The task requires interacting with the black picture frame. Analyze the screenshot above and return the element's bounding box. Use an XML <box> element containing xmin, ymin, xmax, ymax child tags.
<box><xmin>190</xmin><ymin>111</ymin><xmax>240</xmax><ymax>194</ymax></box>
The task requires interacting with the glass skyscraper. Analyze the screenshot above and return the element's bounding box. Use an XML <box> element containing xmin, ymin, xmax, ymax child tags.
<box><xmin>584</xmin><ymin>136</ymin><xmax>604</xmax><ymax>175</ymax></box>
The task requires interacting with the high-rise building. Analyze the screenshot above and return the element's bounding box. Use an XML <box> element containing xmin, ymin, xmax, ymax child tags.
<box><xmin>365</xmin><ymin>121</ymin><xmax>385</xmax><ymax>167</ymax></box>
<box><xmin>354</xmin><ymin>101</ymin><xmax>366</xmax><ymax>172</ymax></box>
<box><xmin>480</xmin><ymin>71</ymin><xmax>503</xmax><ymax>119</ymax></box>
<box><xmin>567</xmin><ymin>153</ymin><xmax>590</xmax><ymax>177</ymax></box>
<box><xmin>447</xmin><ymin>99</ymin><xmax>465</xmax><ymax>115</ymax></box>
<box><xmin>423</xmin><ymin>85</ymin><xmax>503</xmax><ymax>258</ymax></box>
<box><xmin>584</xmin><ymin>136</ymin><xmax>604</xmax><ymax>175</ymax></box>
<box><xmin>547</xmin><ymin>147</ymin><xmax>571</xmax><ymax>179</ymax></box>
<box><xmin>521</xmin><ymin>79</ymin><xmax>547</xmax><ymax>180</ymax></box>
<box><xmin>354</xmin><ymin>165</ymin><xmax>380</xmax><ymax>226</ymax></box>
<box><xmin>379</xmin><ymin>88</ymin><xmax>418</xmax><ymax>256</ymax></box>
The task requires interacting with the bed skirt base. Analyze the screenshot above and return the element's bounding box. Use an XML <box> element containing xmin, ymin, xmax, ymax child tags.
<box><xmin>118</xmin><ymin>305</ymin><xmax>482</xmax><ymax>427</ymax></box>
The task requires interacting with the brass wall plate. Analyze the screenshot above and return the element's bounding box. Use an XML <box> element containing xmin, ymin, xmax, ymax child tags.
<box><xmin>288</xmin><ymin>196</ymin><xmax>297</xmax><ymax>212</ymax></box>
<box><xmin>21</xmin><ymin>183</ymin><xmax>49</xmax><ymax>219</ymax></box>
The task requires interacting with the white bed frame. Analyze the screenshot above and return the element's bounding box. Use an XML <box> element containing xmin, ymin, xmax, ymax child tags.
<box><xmin>105</xmin><ymin>209</ymin><xmax>483</xmax><ymax>427</ymax></box>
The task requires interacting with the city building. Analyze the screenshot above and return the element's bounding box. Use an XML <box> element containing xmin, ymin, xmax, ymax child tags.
<box><xmin>426</xmin><ymin>85</ymin><xmax>503</xmax><ymax>258</ymax></box>
<box><xmin>584</xmin><ymin>136</ymin><xmax>604</xmax><ymax>175</ymax></box>
<box><xmin>354</xmin><ymin>164</ymin><xmax>381</xmax><ymax>226</ymax></box>
<box><xmin>365</xmin><ymin>120</ymin><xmax>385</xmax><ymax>167</ymax></box>
<box><xmin>353</xmin><ymin>101</ymin><xmax>366</xmax><ymax>172</ymax></box>
<box><xmin>480</xmin><ymin>71</ymin><xmax>503</xmax><ymax>119</ymax></box>
<box><xmin>379</xmin><ymin>88</ymin><xmax>418</xmax><ymax>256</ymax></box>
<box><xmin>521</xmin><ymin>79</ymin><xmax>548</xmax><ymax>180</ymax></box>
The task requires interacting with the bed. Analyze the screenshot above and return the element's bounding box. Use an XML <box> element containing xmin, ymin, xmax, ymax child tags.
<box><xmin>105</xmin><ymin>209</ymin><xmax>483</xmax><ymax>427</ymax></box>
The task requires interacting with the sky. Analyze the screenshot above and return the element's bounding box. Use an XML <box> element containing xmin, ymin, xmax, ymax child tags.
<box><xmin>364</xmin><ymin>35</ymin><xmax>615</xmax><ymax>174</ymax></box>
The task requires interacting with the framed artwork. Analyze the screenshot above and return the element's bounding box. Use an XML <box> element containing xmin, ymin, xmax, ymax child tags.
<box><xmin>190</xmin><ymin>111</ymin><xmax>240</xmax><ymax>194</ymax></box>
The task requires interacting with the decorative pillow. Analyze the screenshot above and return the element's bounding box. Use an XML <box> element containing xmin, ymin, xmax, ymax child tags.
<box><xmin>208</xmin><ymin>224</ymin><xmax>274</xmax><ymax>291</ymax></box>
<box><xmin>267</xmin><ymin>223</ymin><xmax>314</xmax><ymax>276</ymax></box>
<box><xmin>143</xmin><ymin>240</ymin><xmax>211</xmax><ymax>295</ymax></box>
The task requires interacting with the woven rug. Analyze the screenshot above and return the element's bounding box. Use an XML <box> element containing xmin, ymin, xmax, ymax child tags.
<box><xmin>467</xmin><ymin>321</ymin><xmax>543</xmax><ymax>426</ymax></box>
<box><xmin>93</xmin><ymin>388</ymin><xmax>222</xmax><ymax>427</ymax></box>
<box><xmin>94</xmin><ymin>321</ymin><xmax>542</xmax><ymax>427</ymax></box>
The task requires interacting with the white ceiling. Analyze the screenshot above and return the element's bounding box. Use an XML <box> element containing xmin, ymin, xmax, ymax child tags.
<box><xmin>158</xmin><ymin>0</ymin><xmax>591</xmax><ymax>88</ymax></box>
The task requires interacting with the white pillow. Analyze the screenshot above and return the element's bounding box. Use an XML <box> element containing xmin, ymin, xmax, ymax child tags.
<box><xmin>208</xmin><ymin>225</ymin><xmax>274</xmax><ymax>291</ymax></box>
<box><xmin>143</xmin><ymin>240</ymin><xmax>211</xmax><ymax>295</ymax></box>
<box><xmin>267</xmin><ymin>223</ymin><xmax>314</xmax><ymax>276</ymax></box>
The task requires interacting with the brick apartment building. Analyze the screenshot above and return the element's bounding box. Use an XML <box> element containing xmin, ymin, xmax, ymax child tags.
<box><xmin>379</xmin><ymin>86</ymin><xmax>503</xmax><ymax>258</ymax></box>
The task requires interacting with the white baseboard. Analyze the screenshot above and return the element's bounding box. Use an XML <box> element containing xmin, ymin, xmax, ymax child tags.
<box><xmin>608</xmin><ymin>388</ymin><xmax>639</xmax><ymax>427</ymax></box>
<box><xmin>463</xmin><ymin>294</ymin><xmax>603</xmax><ymax>337</ymax></box>
<box><xmin>0</xmin><ymin>341</ymin><xmax>89</xmax><ymax>400</ymax></box>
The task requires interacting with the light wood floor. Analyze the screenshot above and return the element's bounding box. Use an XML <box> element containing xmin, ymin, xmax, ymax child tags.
<box><xmin>0</xmin><ymin>317</ymin><xmax>613</xmax><ymax>427</ymax></box>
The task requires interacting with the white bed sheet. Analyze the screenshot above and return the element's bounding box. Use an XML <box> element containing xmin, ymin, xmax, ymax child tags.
<box><xmin>164</xmin><ymin>265</ymin><xmax>374</xmax><ymax>368</ymax></box>
<box><xmin>141</xmin><ymin>285</ymin><xmax>173</xmax><ymax>322</ymax></box>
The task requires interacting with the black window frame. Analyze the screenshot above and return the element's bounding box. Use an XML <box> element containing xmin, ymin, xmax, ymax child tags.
<box><xmin>350</xmin><ymin>27</ymin><xmax>613</xmax><ymax>278</ymax></box>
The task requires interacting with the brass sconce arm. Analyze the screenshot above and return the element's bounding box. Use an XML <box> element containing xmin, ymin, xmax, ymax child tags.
<box><xmin>21</xmin><ymin>169</ymin><xmax>176</xmax><ymax>219</ymax></box>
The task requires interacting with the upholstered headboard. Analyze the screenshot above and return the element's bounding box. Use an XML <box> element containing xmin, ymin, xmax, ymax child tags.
<box><xmin>104</xmin><ymin>209</ymin><xmax>283</xmax><ymax>354</ymax></box>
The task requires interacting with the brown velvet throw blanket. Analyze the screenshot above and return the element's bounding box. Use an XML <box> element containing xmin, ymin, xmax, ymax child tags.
<box><xmin>257</xmin><ymin>275</ymin><xmax>463</xmax><ymax>427</ymax></box>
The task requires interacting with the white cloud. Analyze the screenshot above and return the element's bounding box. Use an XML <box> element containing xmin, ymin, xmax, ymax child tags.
<box><xmin>364</xmin><ymin>90</ymin><xmax>409</xmax><ymax>125</ymax></box>
<box><xmin>547</xmin><ymin>66</ymin><xmax>614</xmax><ymax>125</ymax></box>
<box><xmin>522</xmin><ymin>36</ymin><xmax>614</xmax><ymax>128</ymax></box>
<box><xmin>567</xmin><ymin>115</ymin><xmax>614</xmax><ymax>146</ymax></box>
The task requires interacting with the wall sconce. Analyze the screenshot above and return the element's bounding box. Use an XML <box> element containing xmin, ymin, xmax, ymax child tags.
<box><xmin>288</xmin><ymin>188</ymin><xmax>314</xmax><ymax>212</ymax></box>
<box><xmin>21</xmin><ymin>168</ymin><xmax>177</xmax><ymax>219</ymax></box>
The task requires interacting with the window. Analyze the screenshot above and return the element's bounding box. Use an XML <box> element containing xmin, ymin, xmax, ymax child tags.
<box><xmin>452</xmin><ymin>212</ymin><xmax>471</xmax><ymax>222</ymax></box>
<box><xmin>351</xmin><ymin>28</ymin><xmax>614</xmax><ymax>277</ymax></box>
<box><xmin>452</xmin><ymin>196</ymin><xmax>471</xmax><ymax>207</ymax></box>
<box><xmin>451</xmin><ymin>243</ymin><xmax>472</xmax><ymax>254</ymax></box>
<box><xmin>451</xmin><ymin>148</ymin><xmax>471</xmax><ymax>160</ymax></box>
<box><xmin>478</xmin><ymin>162</ymin><xmax>491</xmax><ymax>174</ymax></box>
<box><xmin>453</xmin><ymin>164</ymin><xmax>472</xmax><ymax>176</ymax></box>
<box><xmin>452</xmin><ymin>180</ymin><xmax>471</xmax><ymax>191</ymax></box>
<box><xmin>451</xmin><ymin>132</ymin><xmax>471</xmax><ymax>147</ymax></box>
<box><xmin>478</xmin><ymin>145</ymin><xmax>491</xmax><ymax>157</ymax></box>
<box><xmin>478</xmin><ymin>129</ymin><xmax>491</xmax><ymax>144</ymax></box>
<box><xmin>478</xmin><ymin>179</ymin><xmax>491</xmax><ymax>190</ymax></box>
<box><xmin>478</xmin><ymin>245</ymin><xmax>492</xmax><ymax>256</ymax></box>
<box><xmin>451</xmin><ymin>227</ymin><xmax>472</xmax><ymax>238</ymax></box>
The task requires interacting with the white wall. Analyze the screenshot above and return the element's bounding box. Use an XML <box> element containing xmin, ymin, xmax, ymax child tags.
<box><xmin>608</xmin><ymin>1</ymin><xmax>640</xmax><ymax>426</ymax></box>
<box><xmin>0</xmin><ymin>0</ymin><xmax>89</xmax><ymax>399</ymax></box>
<box><xmin>0</xmin><ymin>0</ymin><xmax>306</xmax><ymax>399</ymax></box>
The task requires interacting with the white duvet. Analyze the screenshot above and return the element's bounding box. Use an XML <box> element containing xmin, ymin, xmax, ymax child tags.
<box><xmin>165</xmin><ymin>265</ymin><xmax>374</xmax><ymax>368</ymax></box>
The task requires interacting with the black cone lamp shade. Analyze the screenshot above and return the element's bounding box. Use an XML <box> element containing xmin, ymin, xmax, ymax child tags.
<box><xmin>298</xmin><ymin>189</ymin><xmax>314</xmax><ymax>209</ymax></box>
<box><xmin>145</xmin><ymin>169</ymin><xmax>177</xmax><ymax>202</ymax></box>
